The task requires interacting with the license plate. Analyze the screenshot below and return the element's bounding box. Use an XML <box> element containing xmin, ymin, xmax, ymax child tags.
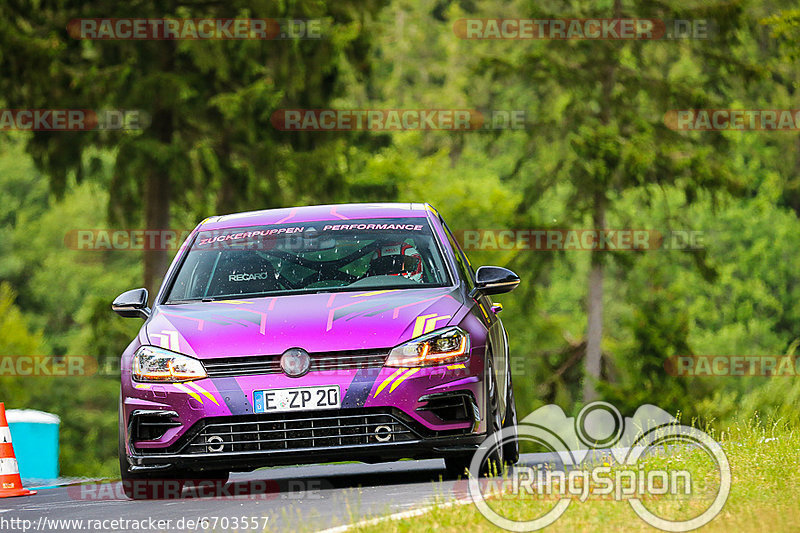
<box><xmin>253</xmin><ymin>385</ymin><xmax>341</xmax><ymax>414</ymax></box>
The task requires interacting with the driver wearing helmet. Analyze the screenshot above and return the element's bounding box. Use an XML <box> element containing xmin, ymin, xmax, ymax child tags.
<box><xmin>367</xmin><ymin>242</ymin><xmax>424</xmax><ymax>282</ymax></box>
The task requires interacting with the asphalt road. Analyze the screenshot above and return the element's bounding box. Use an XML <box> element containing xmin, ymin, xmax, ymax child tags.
<box><xmin>0</xmin><ymin>447</ymin><xmax>626</xmax><ymax>533</ymax></box>
<box><xmin>0</xmin><ymin>458</ymin><xmax>491</xmax><ymax>533</ymax></box>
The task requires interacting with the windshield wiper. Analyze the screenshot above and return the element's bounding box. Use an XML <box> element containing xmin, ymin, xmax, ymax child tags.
<box><xmin>163</xmin><ymin>297</ymin><xmax>215</xmax><ymax>304</ymax></box>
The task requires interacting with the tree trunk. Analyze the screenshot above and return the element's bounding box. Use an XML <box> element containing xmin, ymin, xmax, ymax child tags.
<box><xmin>143</xmin><ymin>42</ymin><xmax>175</xmax><ymax>303</ymax></box>
<box><xmin>583</xmin><ymin>193</ymin><xmax>605</xmax><ymax>403</ymax></box>
<box><xmin>143</xmin><ymin>162</ymin><xmax>170</xmax><ymax>304</ymax></box>
<box><xmin>583</xmin><ymin>0</ymin><xmax>618</xmax><ymax>403</ymax></box>
<box><xmin>215</xmin><ymin>138</ymin><xmax>238</xmax><ymax>215</ymax></box>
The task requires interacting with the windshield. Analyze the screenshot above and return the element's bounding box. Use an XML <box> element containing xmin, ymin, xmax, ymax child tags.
<box><xmin>165</xmin><ymin>218</ymin><xmax>450</xmax><ymax>302</ymax></box>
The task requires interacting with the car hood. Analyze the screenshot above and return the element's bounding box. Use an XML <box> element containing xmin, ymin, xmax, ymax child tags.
<box><xmin>144</xmin><ymin>287</ymin><xmax>465</xmax><ymax>358</ymax></box>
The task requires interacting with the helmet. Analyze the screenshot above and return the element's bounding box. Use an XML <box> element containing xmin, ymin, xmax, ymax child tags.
<box><xmin>368</xmin><ymin>243</ymin><xmax>423</xmax><ymax>282</ymax></box>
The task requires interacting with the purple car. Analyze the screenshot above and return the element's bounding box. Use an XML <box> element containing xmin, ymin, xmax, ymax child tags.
<box><xmin>113</xmin><ymin>203</ymin><xmax>520</xmax><ymax>498</ymax></box>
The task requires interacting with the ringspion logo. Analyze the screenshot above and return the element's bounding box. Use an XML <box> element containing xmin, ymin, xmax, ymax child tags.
<box><xmin>468</xmin><ymin>402</ymin><xmax>730</xmax><ymax>531</ymax></box>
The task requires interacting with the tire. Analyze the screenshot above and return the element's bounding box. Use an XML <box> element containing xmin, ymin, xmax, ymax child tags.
<box><xmin>443</xmin><ymin>454</ymin><xmax>473</xmax><ymax>478</ymax></box>
<box><xmin>118</xmin><ymin>396</ymin><xmax>228</xmax><ymax>499</ymax></box>
<box><xmin>502</xmin><ymin>373</ymin><xmax>520</xmax><ymax>465</ymax></box>
<box><xmin>444</xmin><ymin>355</ymin><xmax>504</xmax><ymax>478</ymax></box>
<box><xmin>482</xmin><ymin>355</ymin><xmax>505</xmax><ymax>476</ymax></box>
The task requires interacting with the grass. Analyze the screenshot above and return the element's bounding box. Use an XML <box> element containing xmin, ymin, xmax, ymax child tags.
<box><xmin>348</xmin><ymin>417</ymin><xmax>799</xmax><ymax>532</ymax></box>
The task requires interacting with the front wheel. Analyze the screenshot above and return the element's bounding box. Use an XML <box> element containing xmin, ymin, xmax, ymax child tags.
<box><xmin>445</xmin><ymin>356</ymin><xmax>504</xmax><ymax>478</ymax></box>
<box><xmin>502</xmin><ymin>372</ymin><xmax>520</xmax><ymax>465</ymax></box>
<box><xmin>443</xmin><ymin>453</ymin><xmax>473</xmax><ymax>478</ymax></box>
<box><xmin>482</xmin><ymin>355</ymin><xmax>505</xmax><ymax>476</ymax></box>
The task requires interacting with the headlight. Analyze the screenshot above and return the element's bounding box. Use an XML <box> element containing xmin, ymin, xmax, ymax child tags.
<box><xmin>386</xmin><ymin>326</ymin><xmax>470</xmax><ymax>367</ymax></box>
<box><xmin>132</xmin><ymin>346</ymin><xmax>207</xmax><ymax>382</ymax></box>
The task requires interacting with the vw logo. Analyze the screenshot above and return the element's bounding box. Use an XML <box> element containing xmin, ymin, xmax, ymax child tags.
<box><xmin>280</xmin><ymin>348</ymin><xmax>311</xmax><ymax>377</ymax></box>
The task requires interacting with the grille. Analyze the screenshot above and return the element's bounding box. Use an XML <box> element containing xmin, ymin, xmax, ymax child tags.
<box><xmin>180</xmin><ymin>410</ymin><xmax>418</xmax><ymax>454</ymax></box>
<box><xmin>202</xmin><ymin>350</ymin><xmax>388</xmax><ymax>378</ymax></box>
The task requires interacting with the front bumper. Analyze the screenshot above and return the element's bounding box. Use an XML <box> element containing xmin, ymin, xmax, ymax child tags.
<box><xmin>122</xmin><ymin>360</ymin><xmax>486</xmax><ymax>471</ymax></box>
<box><xmin>129</xmin><ymin>413</ymin><xmax>485</xmax><ymax>471</ymax></box>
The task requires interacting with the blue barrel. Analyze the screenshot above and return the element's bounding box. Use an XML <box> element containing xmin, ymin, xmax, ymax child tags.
<box><xmin>6</xmin><ymin>410</ymin><xmax>60</xmax><ymax>481</ymax></box>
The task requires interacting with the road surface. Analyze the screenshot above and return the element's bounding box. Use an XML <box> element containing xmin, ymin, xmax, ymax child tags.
<box><xmin>0</xmin><ymin>457</ymin><xmax>496</xmax><ymax>533</ymax></box>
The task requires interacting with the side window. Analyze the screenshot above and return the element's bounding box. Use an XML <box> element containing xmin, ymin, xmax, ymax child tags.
<box><xmin>440</xmin><ymin>218</ymin><xmax>474</xmax><ymax>290</ymax></box>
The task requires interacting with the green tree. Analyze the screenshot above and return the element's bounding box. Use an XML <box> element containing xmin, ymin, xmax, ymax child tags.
<box><xmin>0</xmin><ymin>1</ymin><xmax>388</xmax><ymax>297</ymax></box>
<box><xmin>461</xmin><ymin>0</ymin><xmax>758</xmax><ymax>402</ymax></box>
<box><xmin>0</xmin><ymin>282</ymin><xmax>45</xmax><ymax>408</ymax></box>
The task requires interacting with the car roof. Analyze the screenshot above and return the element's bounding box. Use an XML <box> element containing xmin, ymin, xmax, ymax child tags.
<box><xmin>198</xmin><ymin>203</ymin><xmax>436</xmax><ymax>230</ymax></box>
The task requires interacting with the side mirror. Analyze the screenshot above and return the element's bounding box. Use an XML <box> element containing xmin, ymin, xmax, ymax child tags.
<box><xmin>112</xmin><ymin>288</ymin><xmax>151</xmax><ymax>319</ymax></box>
<box><xmin>471</xmin><ymin>266</ymin><xmax>520</xmax><ymax>296</ymax></box>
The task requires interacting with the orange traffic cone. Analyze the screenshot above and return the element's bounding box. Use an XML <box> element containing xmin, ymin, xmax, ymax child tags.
<box><xmin>0</xmin><ymin>403</ymin><xmax>36</xmax><ymax>497</ymax></box>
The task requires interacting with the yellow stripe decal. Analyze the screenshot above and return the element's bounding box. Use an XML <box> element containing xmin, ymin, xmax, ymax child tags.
<box><xmin>186</xmin><ymin>382</ymin><xmax>219</xmax><ymax>405</ymax></box>
<box><xmin>351</xmin><ymin>289</ymin><xmax>397</xmax><ymax>298</ymax></box>
<box><xmin>423</xmin><ymin>314</ymin><xmax>451</xmax><ymax>334</ymax></box>
<box><xmin>134</xmin><ymin>384</ymin><xmax>152</xmax><ymax>390</ymax></box>
<box><xmin>389</xmin><ymin>368</ymin><xmax>420</xmax><ymax>392</ymax></box>
<box><xmin>412</xmin><ymin>314</ymin><xmax>438</xmax><ymax>338</ymax></box>
<box><xmin>373</xmin><ymin>369</ymin><xmax>406</xmax><ymax>398</ymax></box>
<box><xmin>447</xmin><ymin>364</ymin><xmax>466</xmax><ymax>370</ymax></box>
<box><xmin>174</xmin><ymin>383</ymin><xmax>203</xmax><ymax>404</ymax></box>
